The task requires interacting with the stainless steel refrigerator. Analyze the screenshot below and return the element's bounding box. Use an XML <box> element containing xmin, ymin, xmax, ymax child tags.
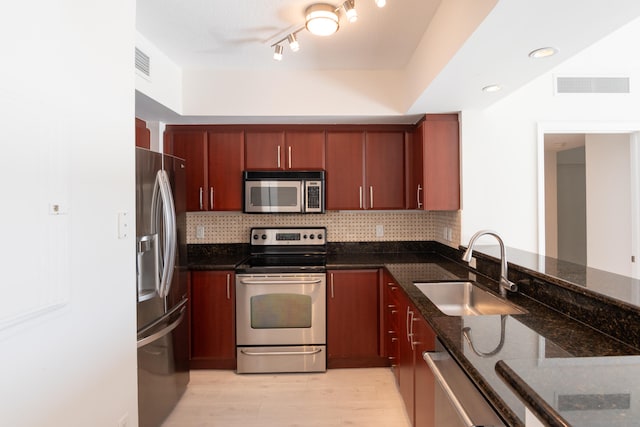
<box><xmin>135</xmin><ymin>147</ymin><xmax>189</xmax><ymax>427</ymax></box>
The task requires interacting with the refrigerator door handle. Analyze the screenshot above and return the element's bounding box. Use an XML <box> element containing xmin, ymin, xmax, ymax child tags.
<box><xmin>151</xmin><ymin>169</ymin><xmax>177</xmax><ymax>298</ymax></box>
<box><xmin>137</xmin><ymin>304</ymin><xmax>186</xmax><ymax>349</ymax></box>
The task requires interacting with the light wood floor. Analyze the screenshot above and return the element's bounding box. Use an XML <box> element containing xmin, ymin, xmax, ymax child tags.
<box><xmin>162</xmin><ymin>368</ymin><xmax>411</xmax><ymax>427</ymax></box>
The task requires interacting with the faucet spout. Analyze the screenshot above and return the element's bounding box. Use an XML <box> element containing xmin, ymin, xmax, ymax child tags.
<box><xmin>463</xmin><ymin>230</ymin><xmax>517</xmax><ymax>297</ymax></box>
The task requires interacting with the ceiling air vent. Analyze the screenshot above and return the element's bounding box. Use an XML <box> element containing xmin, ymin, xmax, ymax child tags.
<box><xmin>135</xmin><ymin>47</ymin><xmax>151</xmax><ymax>78</ymax></box>
<box><xmin>556</xmin><ymin>76</ymin><xmax>630</xmax><ymax>94</ymax></box>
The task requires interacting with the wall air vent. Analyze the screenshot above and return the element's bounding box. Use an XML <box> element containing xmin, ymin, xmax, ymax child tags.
<box><xmin>135</xmin><ymin>47</ymin><xmax>151</xmax><ymax>78</ymax></box>
<box><xmin>556</xmin><ymin>76</ymin><xmax>630</xmax><ymax>94</ymax></box>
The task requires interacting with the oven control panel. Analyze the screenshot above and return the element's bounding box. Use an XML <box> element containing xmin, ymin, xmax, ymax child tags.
<box><xmin>250</xmin><ymin>227</ymin><xmax>326</xmax><ymax>246</ymax></box>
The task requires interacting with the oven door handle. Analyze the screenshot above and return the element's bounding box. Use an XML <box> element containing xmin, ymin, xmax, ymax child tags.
<box><xmin>240</xmin><ymin>348</ymin><xmax>323</xmax><ymax>356</ymax></box>
<box><xmin>239</xmin><ymin>279</ymin><xmax>323</xmax><ymax>285</ymax></box>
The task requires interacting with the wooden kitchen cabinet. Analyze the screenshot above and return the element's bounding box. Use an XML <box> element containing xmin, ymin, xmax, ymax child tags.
<box><xmin>245</xmin><ymin>129</ymin><xmax>325</xmax><ymax>170</ymax></box>
<box><xmin>207</xmin><ymin>130</ymin><xmax>244</xmax><ymax>210</ymax></box>
<box><xmin>165</xmin><ymin>128</ymin><xmax>244</xmax><ymax>211</ymax></box>
<box><xmin>165</xmin><ymin>130</ymin><xmax>208</xmax><ymax>211</ymax></box>
<box><xmin>327</xmin><ymin>269</ymin><xmax>386</xmax><ymax>368</ymax></box>
<box><xmin>189</xmin><ymin>271</ymin><xmax>236</xmax><ymax>369</ymax></box>
<box><xmin>135</xmin><ymin>118</ymin><xmax>150</xmax><ymax>149</ymax></box>
<box><xmin>365</xmin><ymin>131</ymin><xmax>405</xmax><ymax>209</ymax></box>
<box><xmin>325</xmin><ymin>130</ymin><xmax>405</xmax><ymax>210</ymax></box>
<box><xmin>285</xmin><ymin>130</ymin><xmax>326</xmax><ymax>169</ymax></box>
<box><xmin>383</xmin><ymin>271</ymin><xmax>402</xmax><ymax>383</ymax></box>
<box><xmin>385</xmin><ymin>269</ymin><xmax>436</xmax><ymax>427</ymax></box>
<box><xmin>409</xmin><ymin>114</ymin><xmax>460</xmax><ymax>210</ymax></box>
<box><xmin>413</xmin><ymin>313</ymin><xmax>436</xmax><ymax>427</ymax></box>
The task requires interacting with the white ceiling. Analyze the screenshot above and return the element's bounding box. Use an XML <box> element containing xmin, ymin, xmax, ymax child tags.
<box><xmin>135</xmin><ymin>0</ymin><xmax>640</xmax><ymax>124</ymax></box>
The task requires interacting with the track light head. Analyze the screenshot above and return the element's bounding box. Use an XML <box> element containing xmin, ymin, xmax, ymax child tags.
<box><xmin>287</xmin><ymin>33</ymin><xmax>300</xmax><ymax>52</ymax></box>
<box><xmin>273</xmin><ymin>44</ymin><xmax>284</xmax><ymax>61</ymax></box>
<box><xmin>343</xmin><ymin>0</ymin><xmax>358</xmax><ymax>23</ymax></box>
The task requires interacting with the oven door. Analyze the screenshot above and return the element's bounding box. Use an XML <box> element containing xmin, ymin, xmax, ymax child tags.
<box><xmin>235</xmin><ymin>273</ymin><xmax>326</xmax><ymax>346</ymax></box>
<box><xmin>244</xmin><ymin>180</ymin><xmax>302</xmax><ymax>213</ymax></box>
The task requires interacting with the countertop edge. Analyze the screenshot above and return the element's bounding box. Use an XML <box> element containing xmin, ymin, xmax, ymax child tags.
<box><xmin>495</xmin><ymin>361</ymin><xmax>571</xmax><ymax>427</ymax></box>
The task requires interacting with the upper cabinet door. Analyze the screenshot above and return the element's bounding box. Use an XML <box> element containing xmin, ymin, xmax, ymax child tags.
<box><xmin>326</xmin><ymin>131</ymin><xmax>365</xmax><ymax>210</ymax></box>
<box><xmin>423</xmin><ymin>114</ymin><xmax>460</xmax><ymax>210</ymax></box>
<box><xmin>365</xmin><ymin>131</ymin><xmax>405</xmax><ymax>210</ymax></box>
<box><xmin>208</xmin><ymin>130</ymin><xmax>244</xmax><ymax>211</ymax></box>
<box><xmin>244</xmin><ymin>131</ymin><xmax>285</xmax><ymax>170</ymax></box>
<box><xmin>165</xmin><ymin>130</ymin><xmax>208</xmax><ymax>211</ymax></box>
<box><xmin>284</xmin><ymin>130</ymin><xmax>325</xmax><ymax>170</ymax></box>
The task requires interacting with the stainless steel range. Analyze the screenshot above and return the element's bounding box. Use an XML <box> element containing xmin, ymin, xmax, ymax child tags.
<box><xmin>235</xmin><ymin>227</ymin><xmax>327</xmax><ymax>374</ymax></box>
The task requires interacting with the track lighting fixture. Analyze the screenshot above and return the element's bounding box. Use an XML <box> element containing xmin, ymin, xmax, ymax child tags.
<box><xmin>271</xmin><ymin>0</ymin><xmax>387</xmax><ymax>61</ymax></box>
<box><xmin>273</xmin><ymin>44</ymin><xmax>284</xmax><ymax>61</ymax></box>
<box><xmin>287</xmin><ymin>33</ymin><xmax>300</xmax><ymax>51</ymax></box>
<box><xmin>343</xmin><ymin>0</ymin><xmax>358</xmax><ymax>23</ymax></box>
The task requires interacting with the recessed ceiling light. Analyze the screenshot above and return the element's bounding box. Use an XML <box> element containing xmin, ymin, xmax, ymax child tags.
<box><xmin>482</xmin><ymin>84</ymin><xmax>502</xmax><ymax>93</ymax></box>
<box><xmin>528</xmin><ymin>47</ymin><xmax>558</xmax><ymax>59</ymax></box>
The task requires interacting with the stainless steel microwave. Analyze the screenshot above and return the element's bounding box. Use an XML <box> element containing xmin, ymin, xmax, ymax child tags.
<box><xmin>243</xmin><ymin>170</ymin><xmax>325</xmax><ymax>214</ymax></box>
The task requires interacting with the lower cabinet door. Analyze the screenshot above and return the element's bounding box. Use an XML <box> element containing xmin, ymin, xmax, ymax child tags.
<box><xmin>190</xmin><ymin>271</ymin><xmax>236</xmax><ymax>369</ymax></box>
<box><xmin>413</xmin><ymin>314</ymin><xmax>436</xmax><ymax>427</ymax></box>
<box><xmin>327</xmin><ymin>270</ymin><xmax>385</xmax><ymax>368</ymax></box>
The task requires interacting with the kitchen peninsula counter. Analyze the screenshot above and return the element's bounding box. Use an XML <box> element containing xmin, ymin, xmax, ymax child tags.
<box><xmin>188</xmin><ymin>241</ymin><xmax>640</xmax><ymax>426</ymax></box>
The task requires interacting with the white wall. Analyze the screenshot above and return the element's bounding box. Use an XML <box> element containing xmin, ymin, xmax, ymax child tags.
<box><xmin>136</xmin><ymin>32</ymin><xmax>183</xmax><ymax>115</ymax></box>
<box><xmin>586</xmin><ymin>134</ymin><xmax>632</xmax><ymax>275</ymax></box>
<box><xmin>0</xmin><ymin>1</ymin><xmax>137</xmax><ymax>426</ymax></box>
<box><xmin>460</xmin><ymin>16</ymin><xmax>640</xmax><ymax>253</ymax></box>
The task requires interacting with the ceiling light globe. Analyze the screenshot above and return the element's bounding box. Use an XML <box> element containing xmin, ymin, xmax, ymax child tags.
<box><xmin>375</xmin><ymin>0</ymin><xmax>386</xmax><ymax>7</ymax></box>
<box><xmin>305</xmin><ymin>4</ymin><xmax>340</xmax><ymax>36</ymax></box>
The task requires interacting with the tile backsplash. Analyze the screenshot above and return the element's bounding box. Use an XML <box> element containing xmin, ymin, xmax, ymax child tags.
<box><xmin>186</xmin><ymin>210</ymin><xmax>460</xmax><ymax>247</ymax></box>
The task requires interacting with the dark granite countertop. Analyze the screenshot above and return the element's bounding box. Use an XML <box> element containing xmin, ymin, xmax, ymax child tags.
<box><xmin>187</xmin><ymin>242</ymin><xmax>640</xmax><ymax>426</ymax></box>
<box><xmin>383</xmin><ymin>259</ymin><xmax>640</xmax><ymax>427</ymax></box>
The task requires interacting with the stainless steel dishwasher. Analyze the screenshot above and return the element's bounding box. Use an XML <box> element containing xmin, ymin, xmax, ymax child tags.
<box><xmin>423</xmin><ymin>339</ymin><xmax>506</xmax><ymax>427</ymax></box>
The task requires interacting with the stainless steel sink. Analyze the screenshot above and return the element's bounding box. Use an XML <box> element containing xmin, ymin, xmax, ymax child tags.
<box><xmin>414</xmin><ymin>281</ymin><xmax>527</xmax><ymax>316</ymax></box>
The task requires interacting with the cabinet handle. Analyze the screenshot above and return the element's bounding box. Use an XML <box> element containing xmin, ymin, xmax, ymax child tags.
<box><xmin>210</xmin><ymin>187</ymin><xmax>214</xmax><ymax>210</ymax></box>
<box><xmin>330</xmin><ymin>273</ymin><xmax>335</xmax><ymax>299</ymax></box>
<box><xmin>199</xmin><ymin>187</ymin><xmax>203</xmax><ymax>210</ymax></box>
<box><xmin>387</xmin><ymin>282</ymin><xmax>397</xmax><ymax>291</ymax></box>
<box><xmin>370</xmin><ymin>186</ymin><xmax>374</xmax><ymax>209</ymax></box>
<box><xmin>391</xmin><ymin>337</ymin><xmax>398</xmax><ymax>342</ymax></box>
<box><xmin>417</xmin><ymin>184</ymin><xmax>423</xmax><ymax>209</ymax></box>
<box><xmin>226</xmin><ymin>274</ymin><xmax>230</xmax><ymax>300</ymax></box>
<box><xmin>359</xmin><ymin>186</ymin><xmax>363</xmax><ymax>209</ymax></box>
<box><xmin>288</xmin><ymin>146</ymin><xmax>292</xmax><ymax>169</ymax></box>
<box><xmin>277</xmin><ymin>145</ymin><xmax>281</xmax><ymax>168</ymax></box>
<box><xmin>406</xmin><ymin>307</ymin><xmax>412</xmax><ymax>343</ymax></box>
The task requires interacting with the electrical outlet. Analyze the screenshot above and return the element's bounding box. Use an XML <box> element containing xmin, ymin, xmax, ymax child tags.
<box><xmin>446</xmin><ymin>227</ymin><xmax>453</xmax><ymax>242</ymax></box>
<box><xmin>375</xmin><ymin>224</ymin><xmax>384</xmax><ymax>237</ymax></box>
<box><xmin>196</xmin><ymin>225</ymin><xmax>205</xmax><ymax>239</ymax></box>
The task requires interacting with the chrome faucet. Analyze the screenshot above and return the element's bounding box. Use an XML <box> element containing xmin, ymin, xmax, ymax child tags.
<box><xmin>462</xmin><ymin>230</ymin><xmax>517</xmax><ymax>297</ymax></box>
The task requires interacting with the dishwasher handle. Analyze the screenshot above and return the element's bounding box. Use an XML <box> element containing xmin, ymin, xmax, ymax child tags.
<box><xmin>424</xmin><ymin>351</ymin><xmax>475</xmax><ymax>427</ymax></box>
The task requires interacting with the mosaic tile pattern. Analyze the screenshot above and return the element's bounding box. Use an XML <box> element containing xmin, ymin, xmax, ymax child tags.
<box><xmin>186</xmin><ymin>210</ymin><xmax>461</xmax><ymax>247</ymax></box>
